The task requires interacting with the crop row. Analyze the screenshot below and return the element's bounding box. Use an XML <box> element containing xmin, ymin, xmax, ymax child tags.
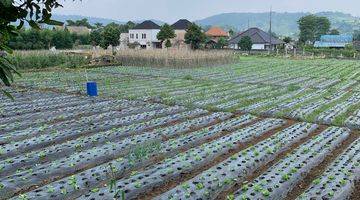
<box><xmin>233</xmin><ymin>127</ymin><xmax>350</xmax><ymax>199</ymax></box>
<box><xmin>11</xmin><ymin>114</ymin><xmax>257</xmax><ymax>200</ymax></box>
<box><xmin>156</xmin><ymin>122</ymin><xmax>320</xmax><ymax>200</ymax></box>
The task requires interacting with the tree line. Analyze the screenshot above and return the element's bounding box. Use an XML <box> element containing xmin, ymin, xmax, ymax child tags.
<box><xmin>8</xmin><ymin>28</ymin><xmax>89</xmax><ymax>50</ymax></box>
<box><xmin>7</xmin><ymin>19</ymin><xmax>136</xmax><ymax>50</ymax></box>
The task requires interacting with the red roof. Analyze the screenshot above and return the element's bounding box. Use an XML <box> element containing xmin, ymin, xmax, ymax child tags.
<box><xmin>205</xmin><ymin>27</ymin><xmax>229</xmax><ymax>37</ymax></box>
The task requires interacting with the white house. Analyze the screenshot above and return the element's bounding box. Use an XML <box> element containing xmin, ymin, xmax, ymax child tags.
<box><xmin>128</xmin><ymin>20</ymin><xmax>161</xmax><ymax>49</ymax></box>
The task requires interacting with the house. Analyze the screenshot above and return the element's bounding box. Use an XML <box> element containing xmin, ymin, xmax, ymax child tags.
<box><xmin>171</xmin><ymin>19</ymin><xmax>192</xmax><ymax>49</ymax></box>
<box><xmin>205</xmin><ymin>27</ymin><xmax>230</xmax><ymax>49</ymax></box>
<box><xmin>128</xmin><ymin>20</ymin><xmax>161</xmax><ymax>49</ymax></box>
<box><xmin>229</xmin><ymin>27</ymin><xmax>284</xmax><ymax>50</ymax></box>
<box><xmin>314</xmin><ymin>35</ymin><xmax>353</xmax><ymax>48</ymax></box>
<box><xmin>205</xmin><ymin>27</ymin><xmax>229</xmax><ymax>42</ymax></box>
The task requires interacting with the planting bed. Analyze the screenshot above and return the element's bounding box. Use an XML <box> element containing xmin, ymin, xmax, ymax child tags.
<box><xmin>2</xmin><ymin>57</ymin><xmax>360</xmax><ymax>200</ymax></box>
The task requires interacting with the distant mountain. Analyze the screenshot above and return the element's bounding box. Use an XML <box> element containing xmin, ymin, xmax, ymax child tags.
<box><xmin>195</xmin><ymin>11</ymin><xmax>360</xmax><ymax>37</ymax></box>
<box><xmin>51</xmin><ymin>14</ymin><xmax>165</xmax><ymax>26</ymax></box>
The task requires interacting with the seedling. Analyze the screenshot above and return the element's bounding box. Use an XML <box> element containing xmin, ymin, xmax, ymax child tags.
<box><xmin>313</xmin><ymin>178</ymin><xmax>321</xmax><ymax>185</ymax></box>
<box><xmin>282</xmin><ymin>174</ymin><xmax>290</xmax><ymax>181</ymax></box>
<box><xmin>181</xmin><ymin>183</ymin><xmax>190</xmax><ymax>190</ymax></box>
<box><xmin>47</xmin><ymin>186</ymin><xmax>55</xmax><ymax>193</ymax></box>
<box><xmin>226</xmin><ymin>194</ymin><xmax>235</xmax><ymax>200</ymax></box>
<box><xmin>195</xmin><ymin>183</ymin><xmax>204</xmax><ymax>190</ymax></box>
<box><xmin>241</xmin><ymin>184</ymin><xmax>249</xmax><ymax>191</ymax></box>
<box><xmin>134</xmin><ymin>181</ymin><xmax>142</xmax><ymax>188</ymax></box>
<box><xmin>262</xmin><ymin>189</ymin><xmax>270</xmax><ymax>197</ymax></box>
<box><xmin>254</xmin><ymin>184</ymin><xmax>262</xmax><ymax>192</ymax></box>
<box><xmin>18</xmin><ymin>194</ymin><xmax>28</xmax><ymax>200</ymax></box>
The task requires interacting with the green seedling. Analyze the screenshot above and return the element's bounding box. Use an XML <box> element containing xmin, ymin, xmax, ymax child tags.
<box><xmin>254</xmin><ymin>184</ymin><xmax>262</xmax><ymax>192</ymax></box>
<box><xmin>313</xmin><ymin>178</ymin><xmax>321</xmax><ymax>185</ymax></box>
<box><xmin>226</xmin><ymin>194</ymin><xmax>235</xmax><ymax>200</ymax></box>
<box><xmin>195</xmin><ymin>183</ymin><xmax>204</xmax><ymax>190</ymax></box>
<box><xmin>262</xmin><ymin>189</ymin><xmax>270</xmax><ymax>197</ymax></box>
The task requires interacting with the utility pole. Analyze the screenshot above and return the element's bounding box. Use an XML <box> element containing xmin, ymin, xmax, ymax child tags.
<box><xmin>269</xmin><ymin>6</ymin><xmax>272</xmax><ymax>53</ymax></box>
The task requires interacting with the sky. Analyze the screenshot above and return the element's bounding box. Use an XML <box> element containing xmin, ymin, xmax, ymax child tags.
<box><xmin>55</xmin><ymin>0</ymin><xmax>360</xmax><ymax>22</ymax></box>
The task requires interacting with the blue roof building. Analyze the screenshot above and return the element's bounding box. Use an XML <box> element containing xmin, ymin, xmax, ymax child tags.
<box><xmin>314</xmin><ymin>35</ymin><xmax>353</xmax><ymax>48</ymax></box>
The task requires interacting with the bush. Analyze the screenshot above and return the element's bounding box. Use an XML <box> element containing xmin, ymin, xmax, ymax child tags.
<box><xmin>303</xmin><ymin>45</ymin><xmax>357</xmax><ymax>58</ymax></box>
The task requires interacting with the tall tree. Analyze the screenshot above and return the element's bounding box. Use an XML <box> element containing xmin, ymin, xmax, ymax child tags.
<box><xmin>0</xmin><ymin>0</ymin><xmax>66</xmax><ymax>98</ymax></box>
<box><xmin>157</xmin><ymin>23</ymin><xmax>176</xmax><ymax>48</ymax></box>
<box><xmin>283</xmin><ymin>36</ymin><xmax>292</xmax><ymax>44</ymax></box>
<box><xmin>185</xmin><ymin>23</ymin><xmax>206</xmax><ymax>50</ymax></box>
<box><xmin>217</xmin><ymin>37</ymin><xmax>228</xmax><ymax>49</ymax></box>
<box><xmin>67</xmin><ymin>18</ymin><xmax>93</xmax><ymax>29</ymax></box>
<box><xmin>298</xmin><ymin>15</ymin><xmax>331</xmax><ymax>43</ymax></box>
<box><xmin>228</xmin><ymin>29</ymin><xmax>235</xmax><ymax>37</ymax></box>
<box><xmin>354</xmin><ymin>30</ymin><xmax>360</xmax><ymax>41</ymax></box>
<box><xmin>94</xmin><ymin>22</ymin><xmax>103</xmax><ymax>29</ymax></box>
<box><xmin>238</xmin><ymin>36</ymin><xmax>253</xmax><ymax>53</ymax></box>
<box><xmin>90</xmin><ymin>28</ymin><xmax>102</xmax><ymax>46</ymax></box>
<box><xmin>329</xmin><ymin>29</ymin><xmax>340</xmax><ymax>35</ymax></box>
<box><xmin>100</xmin><ymin>23</ymin><xmax>121</xmax><ymax>54</ymax></box>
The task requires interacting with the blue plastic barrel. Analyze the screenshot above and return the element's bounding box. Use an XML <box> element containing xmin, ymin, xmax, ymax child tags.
<box><xmin>86</xmin><ymin>81</ymin><xmax>98</xmax><ymax>97</ymax></box>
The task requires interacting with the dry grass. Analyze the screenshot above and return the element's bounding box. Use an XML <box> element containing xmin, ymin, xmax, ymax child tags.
<box><xmin>12</xmin><ymin>49</ymin><xmax>237</xmax><ymax>68</ymax></box>
<box><xmin>93</xmin><ymin>49</ymin><xmax>237</xmax><ymax>68</ymax></box>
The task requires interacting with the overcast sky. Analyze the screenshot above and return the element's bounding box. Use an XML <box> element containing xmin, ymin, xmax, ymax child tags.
<box><xmin>55</xmin><ymin>0</ymin><xmax>360</xmax><ymax>22</ymax></box>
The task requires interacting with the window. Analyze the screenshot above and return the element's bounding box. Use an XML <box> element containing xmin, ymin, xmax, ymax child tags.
<box><xmin>136</xmin><ymin>34</ymin><xmax>138</xmax><ymax>39</ymax></box>
<box><xmin>130</xmin><ymin>34</ymin><xmax>134</xmax><ymax>39</ymax></box>
<box><xmin>142</xmin><ymin>34</ymin><xmax>146</xmax><ymax>39</ymax></box>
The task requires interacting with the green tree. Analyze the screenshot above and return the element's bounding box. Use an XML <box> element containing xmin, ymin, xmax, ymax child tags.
<box><xmin>185</xmin><ymin>23</ymin><xmax>206</xmax><ymax>50</ymax></box>
<box><xmin>94</xmin><ymin>22</ymin><xmax>103</xmax><ymax>29</ymax></box>
<box><xmin>66</xmin><ymin>18</ymin><xmax>93</xmax><ymax>29</ymax></box>
<box><xmin>354</xmin><ymin>30</ymin><xmax>360</xmax><ymax>41</ymax></box>
<box><xmin>100</xmin><ymin>23</ymin><xmax>121</xmax><ymax>54</ymax></box>
<box><xmin>125</xmin><ymin>21</ymin><xmax>136</xmax><ymax>30</ymax></box>
<box><xmin>283</xmin><ymin>36</ymin><xmax>292</xmax><ymax>44</ymax></box>
<box><xmin>157</xmin><ymin>24</ymin><xmax>176</xmax><ymax>48</ymax></box>
<box><xmin>298</xmin><ymin>15</ymin><xmax>331</xmax><ymax>43</ymax></box>
<box><xmin>228</xmin><ymin>29</ymin><xmax>235</xmax><ymax>37</ymax></box>
<box><xmin>217</xmin><ymin>37</ymin><xmax>228</xmax><ymax>49</ymax></box>
<box><xmin>0</xmin><ymin>0</ymin><xmax>66</xmax><ymax>98</ymax></box>
<box><xmin>165</xmin><ymin>39</ymin><xmax>172</xmax><ymax>48</ymax></box>
<box><xmin>238</xmin><ymin>36</ymin><xmax>253</xmax><ymax>52</ymax></box>
<box><xmin>52</xmin><ymin>29</ymin><xmax>73</xmax><ymax>49</ymax></box>
<box><xmin>90</xmin><ymin>28</ymin><xmax>102</xmax><ymax>46</ymax></box>
<box><xmin>329</xmin><ymin>29</ymin><xmax>340</xmax><ymax>35</ymax></box>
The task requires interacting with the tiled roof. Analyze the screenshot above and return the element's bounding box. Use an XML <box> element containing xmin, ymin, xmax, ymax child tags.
<box><xmin>229</xmin><ymin>27</ymin><xmax>284</xmax><ymax>45</ymax></box>
<box><xmin>171</xmin><ymin>19</ymin><xmax>192</xmax><ymax>30</ymax></box>
<box><xmin>205</xmin><ymin>27</ymin><xmax>229</xmax><ymax>37</ymax></box>
<box><xmin>133</xmin><ymin>20</ymin><xmax>160</xmax><ymax>30</ymax></box>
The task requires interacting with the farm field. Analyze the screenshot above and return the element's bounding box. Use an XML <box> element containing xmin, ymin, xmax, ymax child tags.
<box><xmin>0</xmin><ymin>57</ymin><xmax>359</xmax><ymax>200</ymax></box>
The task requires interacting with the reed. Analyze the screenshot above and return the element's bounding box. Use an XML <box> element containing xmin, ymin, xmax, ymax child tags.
<box><xmin>93</xmin><ymin>49</ymin><xmax>237</xmax><ymax>68</ymax></box>
<box><xmin>9</xmin><ymin>50</ymin><xmax>88</xmax><ymax>70</ymax></box>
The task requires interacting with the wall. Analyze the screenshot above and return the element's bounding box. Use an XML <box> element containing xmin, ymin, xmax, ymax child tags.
<box><xmin>129</xmin><ymin>29</ymin><xmax>160</xmax><ymax>47</ymax></box>
<box><xmin>229</xmin><ymin>43</ymin><xmax>266</xmax><ymax>50</ymax></box>
<box><xmin>252</xmin><ymin>44</ymin><xmax>265</xmax><ymax>50</ymax></box>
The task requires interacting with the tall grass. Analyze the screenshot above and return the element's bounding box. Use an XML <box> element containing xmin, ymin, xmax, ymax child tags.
<box><xmin>9</xmin><ymin>50</ymin><xmax>88</xmax><ymax>70</ymax></box>
<box><xmin>10</xmin><ymin>49</ymin><xmax>237</xmax><ymax>70</ymax></box>
<box><xmin>93</xmin><ymin>49</ymin><xmax>237</xmax><ymax>68</ymax></box>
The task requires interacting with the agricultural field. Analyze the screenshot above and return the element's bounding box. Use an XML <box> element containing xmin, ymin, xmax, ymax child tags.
<box><xmin>0</xmin><ymin>57</ymin><xmax>359</xmax><ymax>199</ymax></box>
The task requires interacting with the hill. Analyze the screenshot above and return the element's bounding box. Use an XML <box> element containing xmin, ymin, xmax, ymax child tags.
<box><xmin>51</xmin><ymin>14</ymin><xmax>164</xmax><ymax>26</ymax></box>
<box><xmin>195</xmin><ymin>11</ymin><xmax>360</xmax><ymax>37</ymax></box>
